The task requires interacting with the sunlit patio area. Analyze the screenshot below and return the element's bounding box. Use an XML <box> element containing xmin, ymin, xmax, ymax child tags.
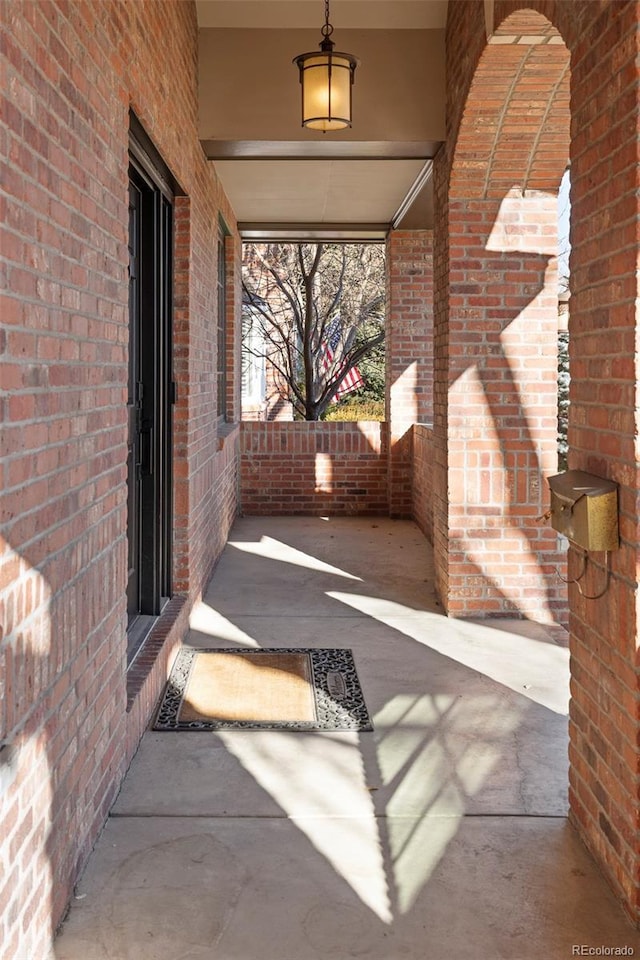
<box><xmin>4</xmin><ymin>4</ymin><xmax>640</xmax><ymax>951</ymax></box>
<box><xmin>54</xmin><ymin>518</ymin><xmax>636</xmax><ymax>959</ymax></box>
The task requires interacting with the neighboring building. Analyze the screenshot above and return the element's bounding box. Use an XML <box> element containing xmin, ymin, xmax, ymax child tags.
<box><xmin>241</xmin><ymin>299</ymin><xmax>294</xmax><ymax>421</ymax></box>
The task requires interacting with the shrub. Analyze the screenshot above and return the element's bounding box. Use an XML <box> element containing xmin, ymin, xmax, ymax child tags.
<box><xmin>322</xmin><ymin>399</ymin><xmax>385</xmax><ymax>421</ymax></box>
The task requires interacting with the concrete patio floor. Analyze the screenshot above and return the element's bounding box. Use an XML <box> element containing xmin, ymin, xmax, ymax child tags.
<box><xmin>55</xmin><ymin>517</ymin><xmax>639</xmax><ymax>960</ymax></box>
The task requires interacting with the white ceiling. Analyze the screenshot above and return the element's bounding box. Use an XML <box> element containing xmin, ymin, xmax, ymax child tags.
<box><xmin>197</xmin><ymin>1</ymin><xmax>448</xmax><ymax>238</ymax></box>
<box><xmin>215</xmin><ymin>158</ymin><xmax>427</xmax><ymax>220</ymax></box>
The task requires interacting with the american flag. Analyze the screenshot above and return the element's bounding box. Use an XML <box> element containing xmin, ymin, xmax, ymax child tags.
<box><xmin>321</xmin><ymin>316</ymin><xmax>364</xmax><ymax>400</ymax></box>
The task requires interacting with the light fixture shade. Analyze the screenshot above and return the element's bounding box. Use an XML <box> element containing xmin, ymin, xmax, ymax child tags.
<box><xmin>294</xmin><ymin>41</ymin><xmax>358</xmax><ymax>131</ymax></box>
<box><xmin>295</xmin><ymin>50</ymin><xmax>357</xmax><ymax>130</ymax></box>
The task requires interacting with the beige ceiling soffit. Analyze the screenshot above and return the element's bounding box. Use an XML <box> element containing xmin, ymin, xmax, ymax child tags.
<box><xmin>391</xmin><ymin>160</ymin><xmax>434</xmax><ymax>229</ymax></box>
<box><xmin>196</xmin><ymin>1</ymin><xmax>449</xmax><ymax>30</ymax></box>
<box><xmin>239</xmin><ymin>223</ymin><xmax>388</xmax><ymax>241</ymax></box>
<box><xmin>202</xmin><ymin>141</ymin><xmax>441</xmax><ymax>161</ymax></box>
<box><xmin>484</xmin><ymin>0</ymin><xmax>494</xmax><ymax>41</ymax></box>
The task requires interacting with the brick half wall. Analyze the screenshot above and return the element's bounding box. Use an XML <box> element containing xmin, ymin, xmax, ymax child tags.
<box><xmin>240</xmin><ymin>422</ymin><xmax>388</xmax><ymax>515</ymax></box>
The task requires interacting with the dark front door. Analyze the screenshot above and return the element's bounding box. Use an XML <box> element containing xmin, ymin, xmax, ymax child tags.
<box><xmin>127</xmin><ymin>178</ymin><xmax>143</xmax><ymax>618</ymax></box>
<box><xmin>127</xmin><ymin>157</ymin><xmax>174</xmax><ymax>648</ymax></box>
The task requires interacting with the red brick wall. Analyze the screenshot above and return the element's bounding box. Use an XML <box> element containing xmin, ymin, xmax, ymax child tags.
<box><xmin>240</xmin><ymin>422</ymin><xmax>388</xmax><ymax>515</ymax></box>
<box><xmin>412</xmin><ymin>425</ymin><xmax>435</xmax><ymax>542</ymax></box>
<box><xmin>557</xmin><ymin>0</ymin><xmax>640</xmax><ymax>929</ymax></box>
<box><xmin>435</xmin><ymin>0</ymin><xmax>640</xmax><ymax>927</ymax></box>
<box><xmin>435</xmin><ymin>6</ymin><xmax>569</xmax><ymax>623</ymax></box>
<box><xmin>432</xmin><ymin>145</ymin><xmax>451</xmax><ymax>609</ymax></box>
<box><xmin>445</xmin><ymin>190</ymin><xmax>567</xmax><ymax>621</ymax></box>
<box><xmin>173</xmin><ymin>210</ymin><xmax>241</xmax><ymax>609</ymax></box>
<box><xmin>386</xmin><ymin>230</ymin><xmax>434</xmax><ymax>516</ymax></box>
<box><xmin>0</xmin><ymin>2</ymin><xmax>240</xmax><ymax>955</ymax></box>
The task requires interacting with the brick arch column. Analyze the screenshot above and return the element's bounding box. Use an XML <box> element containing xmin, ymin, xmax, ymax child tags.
<box><xmin>434</xmin><ymin>0</ymin><xmax>640</xmax><ymax>927</ymax></box>
<box><xmin>435</xmin><ymin>9</ymin><xmax>570</xmax><ymax>623</ymax></box>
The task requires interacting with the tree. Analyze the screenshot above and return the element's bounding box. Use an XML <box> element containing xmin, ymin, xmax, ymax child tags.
<box><xmin>242</xmin><ymin>242</ymin><xmax>385</xmax><ymax>421</ymax></box>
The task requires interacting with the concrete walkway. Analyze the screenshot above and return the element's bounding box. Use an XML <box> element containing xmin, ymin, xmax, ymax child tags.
<box><xmin>55</xmin><ymin>517</ymin><xmax>639</xmax><ymax>960</ymax></box>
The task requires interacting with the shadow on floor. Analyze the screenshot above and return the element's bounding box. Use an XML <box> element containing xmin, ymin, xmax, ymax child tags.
<box><xmin>55</xmin><ymin>517</ymin><xmax>639</xmax><ymax>960</ymax></box>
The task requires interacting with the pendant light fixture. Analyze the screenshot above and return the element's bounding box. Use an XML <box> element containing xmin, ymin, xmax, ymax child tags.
<box><xmin>293</xmin><ymin>0</ymin><xmax>359</xmax><ymax>131</ymax></box>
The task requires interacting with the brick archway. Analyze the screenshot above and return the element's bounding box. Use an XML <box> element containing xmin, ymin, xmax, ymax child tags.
<box><xmin>433</xmin><ymin>0</ymin><xmax>640</xmax><ymax>928</ymax></box>
<box><xmin>434</xmin><ymin>9</ymin><xmax>570</xmax><ymax>624</ymax></box>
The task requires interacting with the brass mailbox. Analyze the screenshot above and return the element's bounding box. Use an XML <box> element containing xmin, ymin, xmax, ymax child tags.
<box><xmin>548</xmin><ymin>470</ymin><xmax>618</xmax><ymax>551</ymax></box>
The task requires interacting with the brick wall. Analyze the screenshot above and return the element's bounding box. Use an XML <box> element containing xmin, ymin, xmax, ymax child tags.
<box><xmin>240</xmin><ymin>422</ymin><xmax>388</xmax><ymax>515</ymax></box>
<box><xmin>432</xmin><ymin>144</ymin><xmax>450</xmax><ymax>610</ymax></box>
<box><xmin>0</xmin><ymin>2</ymin><xmax>240</xmax><ymax>956</ymax></box>
<box><xmin>435</xmin><ymin>0</ymin><xmax>640</xmax><ymax>927</ymax></box>
<box><xmin>412</xmin><ymin>425</ymin><xmax>435</xmax><ymax>543</ymax></box>
<box><xmin>555</xmin><ymin>0</ymin><xmax>640</xmax><ymax>929</ymax></box>
<box><xmin>386</xmin><ymin>230</ymin><xmax>434</xmax><ymax>516</ymax></box>
<box><xmin>436</xmin><ymin>6</ymin><xmax>569</xmax><ymax>624</ymax></box>
<box><xmin>445</xmin><ymin>190</ymin><xmax>567</xmax><ymax>622</ymax></box>
<box><xmin>173</xmin><ymin>207</ymin><xmax>241</xmax><ymax>610</ymax></box>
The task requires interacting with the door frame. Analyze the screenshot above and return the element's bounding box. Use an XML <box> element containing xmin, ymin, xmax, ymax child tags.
<box><xmin>127</xmin><ymin>116</ymin><xmax>177</xmax><ymax>660</ymax></box>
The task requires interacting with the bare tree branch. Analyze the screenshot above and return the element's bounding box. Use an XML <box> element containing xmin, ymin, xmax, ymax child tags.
<box><xmin>242</xmin><ymin>242</ymin><xmax>385</xmax><ymax>420</ymax></box>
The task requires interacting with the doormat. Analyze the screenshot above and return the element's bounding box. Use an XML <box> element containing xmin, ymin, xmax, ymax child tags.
<box><xmin>153</xmin><ymin>648</ymin><xmax>373</xmax><ymax>732</ymax></box>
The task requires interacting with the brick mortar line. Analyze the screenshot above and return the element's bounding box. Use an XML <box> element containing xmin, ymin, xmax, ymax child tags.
<box><xmin>573</xmin><ymin>167</ymin><xmax>640</xmax><ymax>205</ymax></box>
<box><xmin>1</xmin><ymin>464</ymin><xmax>126</xmax><ymax>501</ymax></box>
<box><xmin>0</xmin><ymin>556</ymin><xmax>126</xmax><ymax>633</ymax></box>
<box><xmin>572</xmin><ymin>56</ymin><xmax>640</xmax><ymax>111</ymax></box>
<box><xmin>1</xmin><ymin>369</ymin><xmax>128</xmax><ymax>381</ymax></box>
<box><xmin>4</xmin><ymin>40</ymin><xmax>121</xmax><ymax>137</ymax></box>
<box><xmin>0</xmin><ymin>324</ymin><xmax>128</xmax><ymax>344</ymax></box>
<box><xmin>1</xmin><ymin>501</ymin><xmax>126</xmax><ymax>559</ymax></box>
<box><xmin>0</xmin><ymin>426</ymin><xmax>125</xmax><ymax>448</ymax></box>
<box><xmin>570</xmin><ymin>689</ymin><xmax>640</xmax><ymax>761</ymax></box>
<box><xmin>523</xmin><ymin>60</ymin><xmax>570</xmax><ymax>192</ymax></box>
<box><xmin>0</xmin><ymin>440</ymin><xmax>126</xmax><ymax>467</ymax></box>
<box><xmin>571</xmin><ymin>665</ymin><xmax>640</xmax><ymax>712</ymax></box>
<box><xmin>568</xmin><ymin>769</ymin><xmax>640</xmax><ymax>861</ymax></box>
<box><xmin>4</xmin><ymin>42</ymin><xmax>126</xmax><ymax>164</ymax></box>
<box><xmin>1</xmin><ymin>381</ymin><xmax>126</xmax><ymax>395</ymax></box>
<box><xmin>1</xmin><ymin>268</ymin><xmax>127</xmax><ymax>301</ymax></box>
<box><xmin>1</xmin><ymin>253</ymin><xmax>126</xmax><ymax>289</ymax></box>
<box><xmin>2</xmin><ymin>621</ymin><xmax>127</xmax><ymax>746</ymax></box>
<box><xmin>1</xmin><ymin>196</ymin><xmax>127</xmax><ymax>256</ymax></box>
<box><xmin>2</xmin><ymin>163</ymin><xmax>128</xmax><ymax>238</ymax></box>
<box><xmin>1</xmin><ymin>434</ymin><xmax>124</xmax><ymax>458</ymax></box>
<box><xmin>1</xmin><ymin>380</ymin><xmax>125</xmax><ymax>393</ymax></box>
<box><xmin>0</xmin><ymin>299</ymin><xmax>127</xmax><ymax>330</ymax></box>
<box><xmin>476</xmin><ymin>43</ymin><xmax>535</xmax><ymax>200</ymax></box>
<box><xmin>572</xmin><ymin>232</ymin><xmax>638</xmax><ymax>252</ymax></box>
<box><xmin>571</xmin><ymin>348</ymin><xmax>636</xmax><ymax>356</ymax></box>
<box><xmin>573</xmin><ymin>122</ymin><xmax>639</xmax><ymax>164</ymax></box>
<box><xmin>567</xmin><ymin>299</ymin><xmax>638</xmax><ymax>313</ymax></box>
<box><xmin>8</xmin><ymin>1</ymin><xmax>120</xmax><ymax>97</ymax></box>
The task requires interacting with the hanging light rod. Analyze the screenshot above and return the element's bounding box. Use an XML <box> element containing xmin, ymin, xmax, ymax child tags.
<box><xmin>293</xmin><ymin>0</ymin><xmax>359</xmax><ymax>132</ymax></box>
